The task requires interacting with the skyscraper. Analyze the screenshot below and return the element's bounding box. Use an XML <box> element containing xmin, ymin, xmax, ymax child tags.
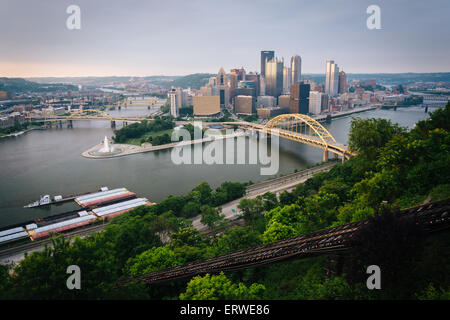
<box><xmin>338</xmin><ymin>71</ymin><xmax>347</xmax><ymax>94</ymax></box>
<box><xmin>290</xmin><ymin>55</ymin><xmax>302</xmax><ymax>84</ymax></box>
<box><xmin>265</xmin><ymin>57</ymin><xmax>283</xmax><ymax>98</ymax></box>
<box><xmin>283</xmin><ymin>67</ymin><xmax>291</xmax><ymax>94</ymax></box>
<box><xmin>245</xmin><ymin>72</ymin><xmax>260</xmax><ymax>96</ymax></box>
<box><xmin>230</xmin><ymin>68</ymin><xmax>246</xmax><ymax>103</ymax></box>
<box><xmin>260</xmin><ymin>50</ymin><xmax>274</xmax><ymax>78</ymax></box>
<box><xmin>325</xmin><ymin>60</ymin><xmax>339</xmax><ymax>97</ymax></box>
<box><xmin>169</xmin><ymin>88</ymin><xmax>178</xmax><ymax>117</ymax></box>
<box><xmin>216</xmin><ymin>67</ymin><xmax>229</xmax><ymax>108</ymax></box>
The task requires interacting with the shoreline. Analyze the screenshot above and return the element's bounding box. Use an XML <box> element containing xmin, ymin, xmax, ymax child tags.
<box><xmin>81</xmin><ymin>132</ymin><xmax>246</xmax><ymax>159</ymax></box>
<box><xmin>0</xmin><ymin>126</ymin><xmax>46</xmax><ymax>140</ymax></box>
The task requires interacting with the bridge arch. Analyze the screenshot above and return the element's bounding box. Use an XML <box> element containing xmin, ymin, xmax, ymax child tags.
<box><xmin>264</xmin><ymin>114</ymin><xmax>336</xmax><ymax>146</ymax></box>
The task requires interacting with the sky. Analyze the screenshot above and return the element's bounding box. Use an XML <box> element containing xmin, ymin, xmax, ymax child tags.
<box><xmin>1</xmin><ymin>0</ymin><xmax>449</xmax><ymax>77</ymax></box>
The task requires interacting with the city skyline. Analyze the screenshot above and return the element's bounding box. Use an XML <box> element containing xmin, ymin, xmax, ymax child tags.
<box><xmin>1</xmin><ymin>0</ymin><xmax>450</xmax><ymax>77</ymax></box>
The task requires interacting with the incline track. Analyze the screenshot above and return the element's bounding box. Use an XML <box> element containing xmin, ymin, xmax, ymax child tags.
<box><xmin>117</xmin><ymin>199</ymin><xmax>450</xmax><ymax>286</ymax></box>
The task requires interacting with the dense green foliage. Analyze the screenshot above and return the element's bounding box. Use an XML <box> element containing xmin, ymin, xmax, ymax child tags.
<box><xmin>178</xmin><ymin>106</ymin><xmax>193</xmax><ymax>116</ymax></box>
<box><xmin>180</xmin><ymin>272</ymin><xmax>265</xmax><ymax>300</ymax></box>
<box><xmin>1</xmin><ymin>104</ymin><xmax>449</xmax><ymax>300</ymax></box>
<box><xmin>113</xmin><ymin>118</ymin><xmax>174</xmax><ymax>144</ymax></box>
<box><xmin>0</xmin><ymin>120</ymin><xmax>43</xmax><ymax>135</ymax></box>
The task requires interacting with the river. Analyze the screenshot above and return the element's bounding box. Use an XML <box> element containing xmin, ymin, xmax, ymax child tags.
<box><xmin>0</xmin><ymin>106</ymin><xmax>437</xmax><ymax>228</ymax></box>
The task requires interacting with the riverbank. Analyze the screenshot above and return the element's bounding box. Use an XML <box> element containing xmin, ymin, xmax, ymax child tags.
<box><xmin>0</xmin><ymin>126</ymin><xmax>46</xmax><ymax>139</ymax></box>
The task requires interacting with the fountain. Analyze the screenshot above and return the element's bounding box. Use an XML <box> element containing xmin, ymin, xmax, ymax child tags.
<box><xmin>99</xmin><ymin>136</ymin><xmax>114</xmax><ymax>153</ymax></box>
<box><xmin>86</xmin><ymin>135</ymin><xmax>122</xmax><ymax>157</ymax></box>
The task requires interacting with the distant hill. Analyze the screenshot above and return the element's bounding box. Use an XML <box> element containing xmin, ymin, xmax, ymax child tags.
<box><xmin>20</xmin><ymin>72</ymin><xmax>450</xmax><ymax>91</ymax></box>
<box><xmin>154</xmin><ymin>73</ymin><xmax>215</xmax><ymax>89</ymax></box>
<box><xmin>302</xmin><ymin>73</ymin><xmax>450</xmax><ymax>85</ymax></box>
<box><xmin>345</xmin><ymin>73</ymin><xmax>450</xmax><ymax>85</ymax></box>
<box><xmin>0</xmin><ymin>78</ymin><xmax>78</xmax><ymax>94</ymax></box>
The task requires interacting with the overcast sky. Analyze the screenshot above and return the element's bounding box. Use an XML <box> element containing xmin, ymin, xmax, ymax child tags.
<box><xmin>1</xmin><ymin>0</ymin><xmax>449</xmax><ymax>77</ymax></box>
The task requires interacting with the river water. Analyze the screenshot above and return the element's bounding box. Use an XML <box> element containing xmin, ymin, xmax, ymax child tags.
<box><xmin>0</xmin><ymin>106</ymin><xmax>436</xmax><ymax>228</ymax></box>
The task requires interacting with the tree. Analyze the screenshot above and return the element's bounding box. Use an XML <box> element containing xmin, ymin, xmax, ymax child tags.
<box><xmin>125</xmin><ymin>246</ymin><xmax>183</xmax><ymax>276</ymax></box>
<box><xmin>238</xmin><ymin>198</ymin><xmax>265</xmax><ymax>224</ymax></box>
<box><xmin>214</xmin><ymin>226</ymin><xmax>262</xmax><ymax>255</ymax></box>
<box><xmin>179</xmin><ymin>272</ymin><xmax>265</xmax><ymax>300</ymax></box>
<box><xmin>348</xmin><ymin>117</ymin><xmax>406</xmax><ymax>174</ymax></box>
<box><xmin>262</xmin><ymin>221</ymin><xmax>298</xmax><ymax>244</ymax></box>
<box><xmin>259</xmin><ymin>192</ymin><xmax>278</xmax><ymax>212</ymax></box>
<box><xmin>181</xmin><ymin>200</ymin><xmax>201</xmax><ymax>218</ymax></box>
<box><xmin>190</xmin><ymin>182</ymin><xmax>213</xmax><ymax>204</ymax></box>
<box><xmin>170</xmin><ymin>227</ymin><xmax>205</xmax><ymax>248</ymax></box>
<box><xmin>200</xmin><ymin>205</ymin><xmax>225</xmax><ymax>229</ymax></box>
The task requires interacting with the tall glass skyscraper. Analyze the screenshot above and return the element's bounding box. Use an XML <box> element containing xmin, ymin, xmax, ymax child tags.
<box><xmin>325</xmin><ymin>60</ymin><xmax>339</xmax><ymax>97</ymax></box>
<box><xmin>290</xmin><ymin>55</ymin><xmax>302</xmax><ymax>84</ymax></box>
<box><xmin>261</xmin><ymin>50</ymin><xmax>274</xmax><ymax>78</ymax></box>
<box><xmin>283</xmin><ymin>67</ymin><xmax>291</xmax><ymax>94</ymax></box>
<box><xmin>265</xmin><ymin>57</ymin><xmax>284</xmax><ymax>98</ymax></box>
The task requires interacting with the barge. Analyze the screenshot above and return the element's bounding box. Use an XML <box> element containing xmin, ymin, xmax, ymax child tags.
<box><xmin>2</xmin><ymin>187</ymin><xmax>154</xmax><ymax>246</ymax></box>
<box><xmin>24</xmin><ymin>187</ymin><xmax>109</xmax><ymax>208</ymax></box>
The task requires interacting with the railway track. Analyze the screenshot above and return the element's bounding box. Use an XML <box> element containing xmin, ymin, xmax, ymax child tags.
<box><xmin>116</xmin><ymin>198</ymin><xmax>450</xmax><ymax>287</ymax></box>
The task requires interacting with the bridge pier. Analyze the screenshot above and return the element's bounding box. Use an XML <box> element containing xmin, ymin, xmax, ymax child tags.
<box><xmin>323</xmin><ymin>149</ymin><xmax>329</xmax><ymax>162</ymax></box>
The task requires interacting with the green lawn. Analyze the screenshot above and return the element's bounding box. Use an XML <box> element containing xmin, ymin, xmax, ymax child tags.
<box><xmin>122</xmin><ymin>128</ymin><xmax>174</xmax><ymax>146</ymax></box>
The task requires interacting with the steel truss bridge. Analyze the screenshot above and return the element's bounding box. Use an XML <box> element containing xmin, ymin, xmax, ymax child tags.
<box><xmin>116</xmin><ymin>199</ymin><xmax>450</xmax><ymax>287</ymax></box>
<box><xmin>232</xmin><ymin>114</ymin><xmax>355</xmax><ymax>162</ymax></box>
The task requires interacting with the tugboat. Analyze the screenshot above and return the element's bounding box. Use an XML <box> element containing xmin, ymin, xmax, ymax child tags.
<box><xmin>24</xmin><ymin>195</ymin><xmax>51</xmax><ymax>208</ymax></box>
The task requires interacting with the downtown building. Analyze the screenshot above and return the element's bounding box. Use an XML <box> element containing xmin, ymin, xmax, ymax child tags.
<box><xmin>338</xmin><ymin>71</ymin><xmax>347</xmax><ymax>94</ymax></box>
<box><xmin>169</xmin><ymin>88</ymin><xmax>178</xmax><ymax>117</ymax></box>
<box><xmin>265</xmin><ymin>57</ymin><xmax>284</xmax><ymax>98</ymax></box>
<box><xmin>309</xmin><ymin>91</ymin><xmax>330</xmax><ymax>115</ymax></box>
<box><xmin>193</xmin><ymin>96</ymin><xmax>221</xmax><ymax>116</ymax></box>
<box><xmin>229</xmin><ymin>68</ymin><xmax>246</xmax><ymax>103</ymax></box>
<box><xmin>283</xmin><ymin>67</ymin><xmax>291</xmax><ymax>95</ymax></box>
<box><xmin>290</xmin><ymin>55</ymin><xmax>302</xmax><ymax>85</ymax></box>
<box><xmin>289</xmin><ymin>82</ymin><xmax>310</xmax><ymax>114</ymax></box>
<box><xmin>235</xmin><ymin>95</ymin><xmax>255</xmax><ymax>115</ymax></box>
<box><xmin>325</xmin><ymin>60</ymin><xmax>339</xmax><ymax>97</ymax></box>
<box><xmin>260</xmin><ymin>50</ymin><xmax>275</xmax><ymax>78</ymax></box>
<box><xmin>216</xmin><ymin>68</ymin><xmax>230</xmax><ymax>109</ymax></box>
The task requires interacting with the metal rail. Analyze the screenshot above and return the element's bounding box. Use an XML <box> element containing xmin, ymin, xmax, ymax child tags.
<box><xmin>116</xmin><ymin>199</ymin><xmax>450</xmax><ymax>286</ymax></box>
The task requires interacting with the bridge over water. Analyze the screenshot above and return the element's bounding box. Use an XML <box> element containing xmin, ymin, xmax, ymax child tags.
<box><xmin>30</xmin><ymin>111</ymin><xmax>354</xmax><ymax>161</ymax></box>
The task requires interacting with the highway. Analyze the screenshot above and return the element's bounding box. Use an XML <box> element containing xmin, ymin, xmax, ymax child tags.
<box><xmin>192</xmin><ymin>161</ymin><xmax>337</xmax><ymax>231</ymax></box>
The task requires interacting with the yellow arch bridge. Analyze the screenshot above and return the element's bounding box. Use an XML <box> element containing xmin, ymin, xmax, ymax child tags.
<box><xmin>29</xmin><ymin>111</ymin><xmax>354</xmax><ymax>161</ymax></box>
<box><xmin>234</xmin><ymin>114</ymin><xmax>355</xmax><ymax>162</ymax></box>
